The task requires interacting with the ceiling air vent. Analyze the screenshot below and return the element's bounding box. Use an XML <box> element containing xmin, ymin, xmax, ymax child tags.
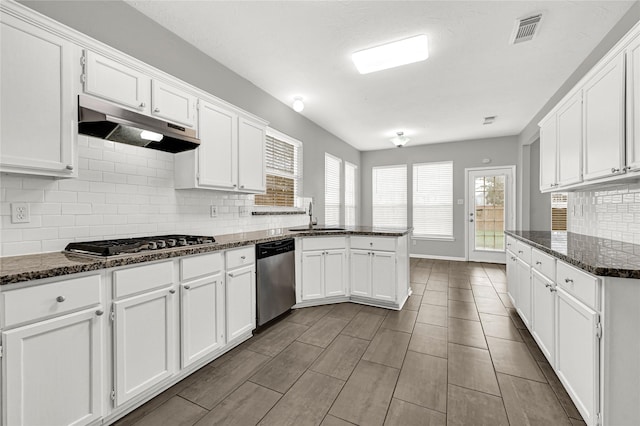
<box><xmin>511</xmin><ymin>14</ymin><xmax>542</xmax><ymax>44</ymax></box>
<box><xmin>483</xmin><ymin>116</ymin><xmax>497</xmax><ymax>125</ymax></box>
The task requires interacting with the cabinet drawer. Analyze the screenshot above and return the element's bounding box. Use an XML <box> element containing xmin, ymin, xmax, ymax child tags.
<box><xmin>556</xmin><ymin>261</ymin><xmax>599</xmax><ymax>309</ymax></box>
<box><xmin>2</xmin><ymin>274</ymin><xmax>101</xmax><ymax>327</ymax></box>
<box><xmin>532</xmin><ymin>249</ymin><xmax>556</xmax><ymax>280</ymax></box>
<box><xmin>226</xmin><ymin>246</ymin><xmax>255</xmax><ymax>269</ymax></box>
<box><xmin>181</xmin><ymin>252</ymin><xmax>223</xmax><ymax>281</ymax></box>
<box><xmin>515</xmin><ymin>240</ymin><xmax>532</xmax><ymax>264</ymax></box>
<box><xmin>506</xmin><ymin>236</ymin><xmax>517</xmax><ymax>251</ymax></box>
<box><xmin>350</xmin><ymin>236</ymin><xmax>396</xmax><ymax>252</ymax></box>
<box><xmin>303</xmin><ymin>237</ymin><xmax>347</xmax><ymax>251</ymax></box>
<box><xmin>113</xmin><ymin>261</ymin><xmax>174</xmax><ymax>299</ymax></box>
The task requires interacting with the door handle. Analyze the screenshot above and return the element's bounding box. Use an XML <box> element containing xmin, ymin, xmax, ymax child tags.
<box><xmin>469</xmin><ymin>219</ymin><xmax>474</xmax><ymax>222</ymax></box>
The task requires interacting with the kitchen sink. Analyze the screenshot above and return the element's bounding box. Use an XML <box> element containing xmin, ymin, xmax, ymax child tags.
<box><xmin>288</xmin><ymin>226</ymin><xmax>346</xmax><ymax>232</ymax></box>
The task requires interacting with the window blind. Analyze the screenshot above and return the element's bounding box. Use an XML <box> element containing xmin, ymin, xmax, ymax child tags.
<box><xmin>255</xmin><ymin>131</ymin><xmax>302</xmax><ymax>207</ymax></box>
<box><xmin>413</xmin><ymin>162</ymin><xmax>453</xmax><ymax>237</ymax></box>
<box><xmin>325</xmin><ymin>153</ymin><xmax>342</xmax><ymax>226</ymax></box>
<box><xmin>551</xmin><ymin>193</ymin><xmax>568</xmax><ymax>231</ymax></box>
<box><xmin>345</xmin><ymin>162</ymin><xmax>357</xmax><ymax>226</ymax></box>
<box><xmin>372</xmin><ymin>165</ymin><xmax>407</xmax><ymax>228</ymax></box>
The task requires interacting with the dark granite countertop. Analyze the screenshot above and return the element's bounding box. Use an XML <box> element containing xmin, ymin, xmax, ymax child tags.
<box><xmin>505</xmin><ymin>230</ymin><xmax>640</xmax><ymax>279</ymax></box>
<box><xmin>0</xmin><ymin>226</ymin><xmax>412</xmax><ymax>285</ymax></box>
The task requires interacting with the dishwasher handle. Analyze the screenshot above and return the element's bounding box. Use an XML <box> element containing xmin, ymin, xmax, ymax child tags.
<box><xmin>256</xmin><ymin>239</ymin><xmax>295</xmax><ymax>259</ymax></box>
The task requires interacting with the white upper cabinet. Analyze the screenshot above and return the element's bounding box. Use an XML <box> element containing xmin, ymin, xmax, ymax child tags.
<box><xmin>83</xmin><ymin>50</ymin><xmax>151</xmax><ymax>113</ymax></box>
<box><xmin>582</xmin><ymin>52</ymin><xmax>626</xmax><ymax>181</ymax></box>
<box><xmin>556</xmin><ymin>91</ymin><xmax>583</xmax><ymax>187</ymax></box>
<box><xmin>627</xmin><ymin>33</ymin><xmax>640</xmax><ymax>172</ymax></box>
<box><xmin>0</xmin><ymin>12</ymin><xmax>77</xmax><ymax>177</ymax></box>
<box><xmin>539</xmin><ymin>114</ymin><xmax>558</xmax><ymax>191</ymax></box>
<box><xmin>238</xmin><ymin>116</ymin><xmax>266</xmax><ymax>193</ymax></box>
<box><xmin>151</xmin><ymin>80</ymin><xmax>197</xmax><ymax>128</ymax></box>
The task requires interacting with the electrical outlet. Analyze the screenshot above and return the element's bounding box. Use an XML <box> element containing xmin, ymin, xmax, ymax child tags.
<box><xmin>11</xmin><ymin>203</ymin><xmax>30</xmax><ymax>223</ymax></box>
<box><xmin>239</xmin><ymin>206</ymin><xmax>249</xmax><ymax>217</ymax></box>
<box><xmin>210</xmin><ymin>205</ymin><xmax>218</xmax><ymax>218</ymax></box>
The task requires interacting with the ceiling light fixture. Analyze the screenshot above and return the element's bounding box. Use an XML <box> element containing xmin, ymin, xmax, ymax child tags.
<box><xmin>391</xmin><ymin>132</ymin><xmax>410</xmax><ymax>148</ymax></box>
<box><xmin>352</xmin><ymin>35</ymin><xmax>429</xmax><ymax>75</ymax></box>
<box><xmin>292</xmin><ymin>97</ymin><xmax>305</xmax><ymax>112</ymax></box>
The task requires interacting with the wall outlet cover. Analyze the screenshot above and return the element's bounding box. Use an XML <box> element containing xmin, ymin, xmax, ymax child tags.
<box><xmin>11</xmin><ymin>203</ymin><xmax>30</xmax><ymax>223</ymax></box>
<box><xmin>210</xmin><ymin>205</ymin><xmax>217</xmax><ymax>218</ymax></box>
<box><xmin>239</xmin><ymin>206</ymin><xmax>250</xmax><ymax>217</ymax></box>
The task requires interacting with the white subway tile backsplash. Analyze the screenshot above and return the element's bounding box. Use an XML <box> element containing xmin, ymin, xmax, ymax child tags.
<box><xmin>45</xmin><ymin>190</ymin><xmax>78</xmax><ymax>203</ymax></box>
<box><xmin>61</xmin><ymin>203</ymin><xmax>92</xmax><ymax>215</ymax></box>
<box><xmin>6</xmin><ymin>189</ymin><xmax>45</xmax><ymax>202</ymax></box>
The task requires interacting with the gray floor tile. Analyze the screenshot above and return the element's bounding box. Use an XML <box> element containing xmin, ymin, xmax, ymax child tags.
<box><xmin>411</xmin><ymin>283</ymin><xmax>426</xmax><ymax>296</ymax></box>
<box><xmin>538</xmin><ymin>361</ymin><xmax>583</xmax><ymax>420</ymax></box>
<box><xmin>497</xmin><ymin>292</ymin><xmax>515</xmax><ymax>308</ymax></box>
<box><xmin>448</xmin><ymin>277</ymin><xmax>472</xmax><ymax>289</ymax></box>
<box><xmin>384</xmin><ymin>398</ymin><xmax>446</xmax><ymax>426</ymax></box>
<box><xmin>447</xmin><ymin>317</ymin><xmax>487</xmax><ymax>349</ymax></box>
<box><xmin>497</xmin><ymin>373</ymin><xmax>573</xmax><ymax>426</ymax></box>
<box><xmin>403</xmin><ymin>294</ymin><xmax>423</xmax><ymax>311</ymax></box>
<box><xmin>475</xmin><ymin>296</ymin><xmax>508</xmax><ymax>316</ymax></box>
<box><xmin>321</xmin><ymin>415</ymin><xmax>355</xmax><ymax>426</ymax></box>
<box><xmin>250</xmin><ymin>341</ymin><xmax>323</xmax><ymax>393</ymax></box>
<box><xmin>507</xmin><ymin>308</ymin><xmax>527</xmax><ymax>330</ymax></box>
<box><xmin>248</xmin><ymin>321</ymin><xmax>309</xmax><ymax>357</ymax></box>
<box><xmin>423</xmin><ymin>290</ymin><xmax>449</xmax><ymax>307</ymax></box>
<box><xmin>570</xmin><ymin>419</ymin><xmax>588</xmax><ymax>426</ymax></box>
<box><xmin>446</xmin><ymin>384</ymin><xmax>509</xmax><ymax>426</ymax></box>
<box><xmin>297</xmin><ymin>316</ymin><xmax>349</xmax><ymax>348</ymax></box>
<box><xmin>471</xmin><ymin>285</ymin><xmax>499</xmax><ymax>299</ymax></box>
<box><xmin>329</xmin><ymin>360</ymin><xmax>400</xmax><ymax>426</ymax></box>
<box><xmin>417</xmin><ymin>304</ymin><xmax>448</xmax><ymax>327</ymax></box>
<box><xmin>487</xmin><ymin>337</ymin><xmax>546</xmax><ymax>382</ymax></box>
<box><xmin>394</xmin><ymin>351</ymin><xmax>448</xmax><ymax>413</ymax></box>
<box><xmin>359</xmin><ymin>304</ymin><xmax>390</xmax><ymax>316</ymax></box>
<box><xmin>310</xmin><ymin>334</ymin><xmax>370</xmax><ymax>380</ymax></box>
<box><xmin>341</xmin><ymin>311</ymin><xmax>384</xmax><ymax>340</ymax></box>
<box><xmin>287</xmin><ymin>305</ymin><xmax>334</xmax><ymax>326</ymax></box>
<box><xmin>447</xmin><ymin>343</ymin><xmax>500</xmax><ymax>396</ymax></box>
<box><xmin>448</xmin><ymin>288</ymin><xmax>474</xmax><ymax>302</ymax></box>
<box><xmin>519</xmin><ymin>327</ymin><xmax>548</xmax><ymax>362</ymax></box>
<box><xmin>326</xmin><ymin>303</ymin><xmax>363</xmax><ymax>321</ymax></box>
<box><xmin>469</xmin><ymin>276</ymin><xmax>493</xmax><ymax>286</ymax></box>
<box><xmin>448</xmin><ymin>300</ymin><xmax>480</xmax><ymax>321</ymax></box>
<box><xmin>259</xmin><ymin>370</ymin><xmax>344</xmax><ymax>426</ymax></box>
<box><xmin>362</xmin><ymin>328</ymin><xmax>411</xmax><ymax>369</ymax></box>
<box><xmin>409</xmin><ymin>322</ymin><xmax>448</xmax><ymax>359</ymax></box>
<box><xmin>411</xmin><ymin>267</ymin><xmax>431</xmax><ymax>283</ymax></box>
<box><xmin>479</xmin><ymin>312</ymin><xmax>523</xmax><ymax>342</ymax></box>
<box><xmin>426</xmin><ymin>280</ymin><xmax>449</xmax><ymax>292</ymax></box>
<box><xmin>429</xmin><ymin>272</ymin><xmax>449</xmax><ymax>281</ymax></box>
<box><xmin>195</xmin><ymin>382</ymin><xmax>281</xmax><ymax>426</ymax></box>
<box><xmin>492</xmin><ymin>282</ymin><xmax>508</xmax><ymax>293</ymax></box>
<box><xmin>381</xmin><ymin>309</ymin><xmax>418</xmax><ymax>333</ymax></box>
<box><xmin>133</xmin><ymin>396</ymin><xmax>207</xmax><ymax>426</ymax></box>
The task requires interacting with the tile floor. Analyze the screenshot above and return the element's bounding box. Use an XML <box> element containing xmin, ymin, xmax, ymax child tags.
<box><xmin>114</xmin><ymin>259</ymin><xmax>586</xmax><ymax>426</ymax></box>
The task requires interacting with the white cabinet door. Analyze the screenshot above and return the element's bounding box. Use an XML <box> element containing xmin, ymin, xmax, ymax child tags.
<box><xmin>3</xmin><ymin>308</ymin><xmax>103</xmax><ymax>426</ymax></box>
<box><xmin>516</xmin><ymin>258</ymin><xmax>532</xmax><ymax>328</ymax></box>
<box><xmin>583</xmin><ymin>52</ymin><xmax>626</xmax><ymax>180</ymax></box>
<box><xmin>539</xmin><ymin>115</ymin><xmax>558</xmax><ymax>191</ymax></box>
<box><xmin>151</xmin><ymin>80</ymin><xmax>197</xmax><ymax>128</ymax></box>
<box><xmin>301</xmin><ymin>251</ymin><xmax>324</xmax><ymax>300</ymax></box>
<box><xmin>506</xmin><ymin>250</ymin><xmax>518</xmax><ymax>307</ymax></box>
<box><xmin>531</xmin><ymin>269</ymin><xmax>555</xmax><ymax>365</ymax></box>
<box><xmin>114</xmin><ymin>287</ymin><xmax>176</xmax><ymax>406</ymax></box>
<box><xmin>226</xmin><ymin>264</ymin><xmax>256</xmax><ymax>342</ymax></box>
<box><xmin>350</xmin><ymin>250</ymin><xmax>371</xmax><ymax>297</ymax></box>
<box><xmin>371</xmin><ymin>251</ymin><xmax>396</xmax><ymax>302</ymax></box>
<box><xmin>627</xmin><ymin>34</ymin><xmax>640</xmax><ymax>172</ymax></box>
<box><xmin>324</xmin><ymin>250</ymin><xmax>347</xmax><ymax>297</ymax></box>
<box><xmin>238</xmin><ymin>116</ymin><xmax>266</xmax><ymax>193</ymax></box>
<box><xmin>197</xmin><ymin>100</ymin><xmax>238</xmax><ymax>189</ymax></box>
<box><xmin>181</xmin><ymin>274</ymin><xmax>225</xmax><ymax>368</ymax></box>
<box><xmin>556</xmin><ymin>288</ymin><xmax>599</xmax><ymax>426</ymax></box>
<box><xmin>83</xmin><ymin>50</ymin><xmax>150</xmax><ymax>113</ymax></box>
<box><xmin>557</xmin><ymin>91</ymin><xmax>583</xmax><ymax>186</ymax></box>
<box><xmin>0</xmin><ymin>14</ymin><xmax>76</xmax><ymax>177</ymax></box>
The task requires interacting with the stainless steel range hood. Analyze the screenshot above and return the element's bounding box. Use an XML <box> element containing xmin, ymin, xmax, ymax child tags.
<box><xmin>78</xmin><ymin>95</ymin><xmax>200</xmax><ymax>153</ymax></box>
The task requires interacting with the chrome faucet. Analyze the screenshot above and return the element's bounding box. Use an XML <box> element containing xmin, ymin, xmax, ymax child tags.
<box><xmin>308</xmin><ymin>201</ymin><xmax>314</xmax><ymax>229</ymax></box>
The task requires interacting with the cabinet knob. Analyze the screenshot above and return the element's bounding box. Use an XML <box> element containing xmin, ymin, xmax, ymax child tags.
<box><xmin>611</xmin><ymin>168</ymin><xmax>620</xmax><ymax>174</ymax></box>
<box><xmin>169</xmin><ymin>289</ymin><xmax>176</xmax><ymax>294</ymax></box>
<box><xmin>564</xmin><ymin>278</ymin><xmax>573</xmax><ymax>284</ymax></box>
<box><xmin>96</xmin><ymin>309</ymin><xmax>104</xmax><ymax>316</ymax></box>
<box><xmin>518</xmin><ymin>250</ymin><xmax>523</xmax><ymax>254</ymax></box>
<box><xmin>241</xmin><ymin>256</ymin><xmax>246</xmax><ymax>260</ymax></box>
<box><xmin>56</xmin><ymin>296</ymin><xmax>66</xmax><ymax>303</ymax></box>
<box><xmin>229</xmin><ymin>273</ymin><xmax>235</xmax><ymax>278</ymax></box>
<box><xmin>469</xmin><ymin>219</ymin><xmax>474</xmax><ymax>222</ymax></box>
<box><xmin>154</xmin><ymin>107</ymin><xmax>160</xmax><ymax>113</ymax></box>
<box><xmin>233</xmin><ymin>184</ymin><xmax>237</xmax><ymax>188</ymax></box>
<box><xmin>535</xmin><ymin>261</ymin><xmax>542</xmax><ymax>265</ymax></box>
<box><xmin>550</xmin><ymin>287</ymin><xmax>557</xmax><ymax>293</ymax></box>
<box><xmin>65</xmin><ymin>164</ymin><xmax>74</xmax><ymax>171</ymax></box>
<box><xmin>184</xmin><ymin>285</ymin><xmax>191</xmax><ymax>290</ymax></box>
<box><xmin>240</xmin><ymin>185</ymin><xmax>245</xmax><ymax>189</ymax></box>
<box><xmin>139</xmin><ymin>102</ymin><xmax>146</xmax><ymax>108</ymax></box>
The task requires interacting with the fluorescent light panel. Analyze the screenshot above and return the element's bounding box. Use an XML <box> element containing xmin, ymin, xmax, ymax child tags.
<box><xmin>352</xmin><ymin>35</ymin><xmax>429</xmax><ymax>74</ymax></box>
<box><xmin>140</xmin><ymin>130</ymin><xmax>163</xmax><ymax>142</ymax></box>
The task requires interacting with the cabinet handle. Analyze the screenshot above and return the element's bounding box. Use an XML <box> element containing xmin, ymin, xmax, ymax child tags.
<box><xmin>65</xmin><ymin>164</ymin><xmax>74</xmax><ymax>171</ymax></box>
<box><xmin>545</xmin><ymin>283</ymin><xmax>551</xmax><ymax>288</ymax></box>
<box><xmin>518</xmin><ymin>250</ymin><xmax>523</xmax><ymax>254</ymax></box>
<box><xmin>169</xmin><ymin>289</ymin><xmax>176</xmax><ymax>294</ymax></box>
<box><xmin>511</xmin><ymin>256</ymin><xmax>516</xmax><ymax>261</ymax></box>
<box><xmin>184</xmin><ymin>285</ymin><xmax>191</xmax><ymax>290</ymax></box>
<box><xmin>56</xmin><ymin>296</ymin><xmax>66</xmax><ymax>303</ymax></box>
<box><xmin>139</xmin><ymin>102</ymin><xmax>146</xmax><ymax>108</ymax></box>
<box><xmin>564</xmin><ymin>278</ymin><xmax>573</xmax><ymax>284</ymax></box>
<box><xmin>233</xmin><ymin>184</ymin><xmax>237</xmax><ymax>188</ymax></box>
<box><xmin>229</xmin><ymin>273</ymin><xmax>235</xmax><ymax>278</ymax></box>
<box><xmin>241</xmin><ymin>256</ymin><xmax>246</xmax><ymax>260</ymax></box>
<box><xmin>535</xmin><ymin>261</ymin><xmax>542</xmax><ymax>265</ymax></box>
<box><xmin>611</xmin><ymin>168</ymin><xmax>620</xmax><ymax>174</ymax></box>
<box><xmin>507</xmin><ymin>243</ymin><xmax>511</xmax><ymax>246</ymax></box>
<box><xmin>625</xmin><ymin>166</ymin><xmax>632</xmax><ymax>172</ymax></box>
<box><xmin>549</xmin><ymin>287</ymin><xmax>557</xmax><ymax>292</ymax></box>
<box><xmin>154</xmin><ymin>107</ymin><xmax>160</xmax><ymax>113</ymax></box>
<box><xmin>96</xmin><ymin>309</ymin><xmax>104</xmax><ymax>316</ymax></box>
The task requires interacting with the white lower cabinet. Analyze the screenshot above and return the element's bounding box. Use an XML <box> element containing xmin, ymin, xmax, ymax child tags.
<box><xmin>301</xmin><ymin>249</ymin><xmax>347</xmax><ymax>300</ymax></box>
<box><xmin>516</xmin><ymin>258</ymin><xmax>532</xmax><ymax>328</ymax></box>
<box><xmin>2</xmin><ymin>308</ymin><xmax>103</xmax><ymax>426</ymax></box>
<box><xmin>349</xmin><ymin>249</ymin><xmax>371</xmax><ymax>297</ymax></box>
<box><xmin>349</xmin><ymin>249</ymin><xmax>396</xmax><ymax>301</ymax></box>
<box><xmin>324</xmin><ymin>250</ymin><xmax>348</xmax><ymax>297</ymax></box>
<box><xmin>506</xmin><ymin>250</ymin><xmax>518</xmax><ymax>306</ymax></box>
<box><xmin>226</xmin><ymin>264</ymin><xmax>256</xmax><ymax>343</ymax></box>
<box><xmin>531</xmin><ymin>269</ymin><xmax>555</xmax><ymax>365</ymax></box>
<box><xmin>556</xmin><ymin>288</ymin><xmax>600</xmax><ymax>426</ymax></box>
<box><xmin>113</xmin><ymin>287</ymin><xmax>177</xmax><ymax>406</ymax></box>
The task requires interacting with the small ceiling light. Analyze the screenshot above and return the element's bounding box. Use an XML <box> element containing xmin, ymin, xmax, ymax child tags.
<box><xmin>391</xmin><ymin>132</ymin><xmax>410</xmax><ymax>148</ymax></box>
<box><xmin>292</xmin><ymin>97</ymin><xmax>305</xmax><ymax>112</ymax></box>
<box><xmin>483</xmin><ymin>116</ymin><xmax>497</xmax><ymax>125</ymax></box>
<box><xmin>352</xmin><ymin>35</ymin><xmax>429</xmax><ymax>75</ymax></box>
<box><xmin>140</xmin><ymin>130</ymin><xmax>163</xmax><ymax>142</ymax></box>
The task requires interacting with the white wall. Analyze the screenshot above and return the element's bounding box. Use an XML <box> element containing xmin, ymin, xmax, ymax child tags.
<box><xmin>528</xmin><ymin>139</ymin><xmax>551</xmax><ymax>231</ymax></box>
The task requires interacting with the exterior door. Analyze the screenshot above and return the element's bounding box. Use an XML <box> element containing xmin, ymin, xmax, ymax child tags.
<box><xmin>467</xmin><ymin>167</ymin><xmax>515</xmax><ymax>263</ymax></box>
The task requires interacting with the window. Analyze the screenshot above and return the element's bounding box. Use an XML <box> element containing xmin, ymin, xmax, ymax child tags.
<box><xmin>413</xmin><ymin>162</ymin><xmax>453</xmax><ymax>238</ymax></box>
<box><xmin>255</xmin><ymin>129</ymin><xmax>302</xmax><ymax>207</ymax></box>
<box><xmin>325</xmin><ymin>153</ymin><xmax>342</xmax><ymax>226</ymax></box>
<box><xmin>345</xmin><ymin>162</ymin><xmax>357</xmax><ymax>226</ymax></box>
<box><xmin>551</xmin><ymin>193</ymin><xmax>568</xmax><ymax>231</ymax></box>
<box><xmin>372</xmin><ymin>165</ymin><xmax>407</xmax><ymax>228</ymax></box>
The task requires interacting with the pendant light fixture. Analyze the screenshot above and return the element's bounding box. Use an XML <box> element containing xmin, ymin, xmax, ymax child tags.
<box><xmin>391</xmin><ymin>131</ymin><xmax>409</xmax><ymax>147</ymax></box>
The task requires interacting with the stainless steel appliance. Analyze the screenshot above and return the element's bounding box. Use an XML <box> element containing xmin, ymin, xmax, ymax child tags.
<box><xmin>64</xmin><ymin>234</ymin><xmax>215</xmax><ymax>256</ymax></box>
<box><xmin>78</xmin><ymin>95</ymin><xmax>200</xmax><ymax>153</ymax></box>
<box><xmin>256</xmin><ymin>239</ymin><xmax>296</xmax><ymax>326</ymax></box>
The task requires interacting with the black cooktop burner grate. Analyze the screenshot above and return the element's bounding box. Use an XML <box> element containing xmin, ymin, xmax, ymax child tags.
<box><xmin>64</xmin><ymin>234</ymin><xmax>216</xmax><ymax>256</ymax></box>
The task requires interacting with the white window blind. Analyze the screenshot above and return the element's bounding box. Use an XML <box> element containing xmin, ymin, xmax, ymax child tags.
<box><xmin>372</xmin><ymin>165</ymin><xmax>407</xmax><ymax>228</ymax></box>
<box><xmin>325</xmin><ymin>153</ymin><xmax>342</xmax><ymax>226</ymax></box>
<box><xmin>413</xmin><ymin>161</ymin><xmax>453</xmax><ymax>237</ymax></box>
<box><xmin>255</xmin><ymin>129</ymin><xmax>302</xmax><ymax>207</ymax></box>
<box><xmin>345</xmin><ymin>162</ymin><xmax>357</xmax><ymax>226</ymax></box>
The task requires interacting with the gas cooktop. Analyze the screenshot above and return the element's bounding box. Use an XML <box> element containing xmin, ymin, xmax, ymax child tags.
<box><xmin>64</xmin><ymin>234</ymin><xmax>216</xmax><ymax>256</ymax></box>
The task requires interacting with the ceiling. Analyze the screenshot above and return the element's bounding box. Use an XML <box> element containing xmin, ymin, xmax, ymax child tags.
<box><xmin>126</xmin><ymin>1</ymin><xmax>636</xmax><ymax>151</ymax></box>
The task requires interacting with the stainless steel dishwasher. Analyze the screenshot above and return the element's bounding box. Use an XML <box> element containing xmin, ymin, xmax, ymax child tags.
<box><xmin>255</xmin><ymin>238</ymin><xmax>296</xmax><ymax>326</ymax></box>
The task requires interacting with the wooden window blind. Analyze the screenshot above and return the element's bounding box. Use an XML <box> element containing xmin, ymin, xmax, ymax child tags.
<box><xmin>551</xmin><ymin>193</ymin><xmax>568</xmax><ymax>231</ymax></box>
<box><xmin>372</xmin><ymin>165</ymin><xmax>407</xmax><ymax>228</ymax></box>
<box><xmin>255</xmin><ymin>132</ymin><xmax>302</xmax><ymax>207</ymax></box>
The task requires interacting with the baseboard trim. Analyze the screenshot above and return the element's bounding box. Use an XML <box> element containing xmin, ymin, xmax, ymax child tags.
<box><xmin>410</xmin><ymin>254</ymin><xmax>467</xmax><ymax>262</ymax></box>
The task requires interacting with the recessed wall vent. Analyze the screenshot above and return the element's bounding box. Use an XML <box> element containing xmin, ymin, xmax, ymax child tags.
<box><xmin>483</xmin><ymin>116</ymin><xmax>497</xmax><ymax>125</ymax></box>
<box><xmin>511</xmin><ymin>14</ymin><xmax>542</xmax><ymax>44</ymax></box>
